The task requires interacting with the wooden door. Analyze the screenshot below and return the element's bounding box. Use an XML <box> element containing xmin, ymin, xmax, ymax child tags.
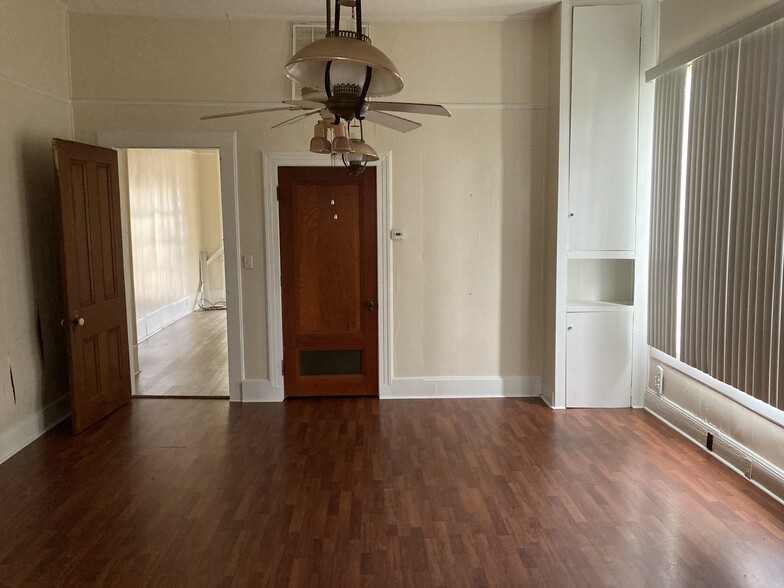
<box><xmin>53</xmin><ymin>139</ymin><xmax>132</xmax><ymax>433</ymax></box>
<box><xmin>278</xmin><ymin>166</ymin><xmax>378</xmax><ymax>397</ymax></box>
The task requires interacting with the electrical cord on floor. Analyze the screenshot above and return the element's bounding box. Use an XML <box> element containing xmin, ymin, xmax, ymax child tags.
<box><xmin>194</xmin><ymin>261</ymin><xmax>227</xmax><ymax>311</ymax></box>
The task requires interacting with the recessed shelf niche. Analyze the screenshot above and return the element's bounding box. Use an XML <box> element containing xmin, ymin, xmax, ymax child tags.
<box><xmin>567</xmin><ymin>259</ymin><xmax>634</xmax><ymax>311</ymax></box>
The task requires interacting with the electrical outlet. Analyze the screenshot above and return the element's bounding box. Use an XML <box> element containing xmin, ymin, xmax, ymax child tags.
<box><xmin>744</xmin><ymin>458</ymin><xmax>753</xmax><ymax>479</ymax></box>
<box><xmin>654</xmin><ymin>365</ymin><xmax>664</xmax><ymax>394</ymax></box>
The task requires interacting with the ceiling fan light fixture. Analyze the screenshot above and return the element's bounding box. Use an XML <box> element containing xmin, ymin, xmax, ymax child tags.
<box><xmin>284</xmin><ymin>0</ymin><xmax>403</xmax><ymax>123</ymax></box>
<box><xmin>309</xmin><ymin>122</ymin><xmax>332</xmax><ymax>154</ymax></box>
<box><xmin>342</xmin><ymin>139</ymin><xmax>378</xmax><ymax>175</ymax></box>
<box><xmin>330</xmin><ymin>121</ymin><xmax>354</xmax><ymax>154</ymax></box>
<box><xmin>284</xmin><ymin>36</ymin><xmax>404</xmax><ymax>99</ymax></box>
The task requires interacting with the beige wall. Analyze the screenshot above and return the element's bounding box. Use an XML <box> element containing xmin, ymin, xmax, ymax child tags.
<box><xmin>659</xmin><ymin>0</ymin><xmax>779</xmax><ymax>61</ymax></box>
<box><xmin>541</xmin><ymin>5</ymin><xmax>561</xmax><ymax>402</ymax></box>
<box><xmin>197</xmin><ymin>151</ymin><xmax>226</xmax><ymax>296</ymax></box>
<box><xmin>0</xmin><ymin>0</ymin><xmax>73</xmax><ymax>457</ymax></box>
<box><xmin>69</xmin><ymin>15</ymin><xmax>551</xmax><ymax>381</ymax></box>
<box><xmin>127</xmin><ymin>149</ymin><xmax>224</xmax><ymax>320</ymax></box>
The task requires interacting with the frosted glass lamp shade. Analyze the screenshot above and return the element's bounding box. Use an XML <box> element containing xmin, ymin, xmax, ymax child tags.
<box><xmin>309</xmin><ymin>123</ymin><xmax>332</xmax><ymax>154</ymax></box>
<box><xmin>284</xmin><ymin>36</ymin><xmax>404</xmax><ymax>98</ymax></box>
<box><xmin>345</xmin><ymin>140</ymin><xmax>378</xmax><ymax>163</ymax></box>
<box><xmin>330</xmin><ymin>122</ymin><xmax>354</xmax><ymax>154</ymax></box>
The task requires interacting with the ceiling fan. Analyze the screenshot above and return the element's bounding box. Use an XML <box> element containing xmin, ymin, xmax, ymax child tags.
<box><xmin>200</xmin><ymin>0</ymin><xmax>451</xmax><ymax>170</ymax></box>
<box><xmin>200</xmin><ymin>87</ymin><xmax>450</xmax><ymax>135</ymax></box>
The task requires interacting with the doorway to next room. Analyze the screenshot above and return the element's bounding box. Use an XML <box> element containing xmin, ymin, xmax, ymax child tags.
<box><xmin>123</xmin><ymin>148</ymin><xmax>229</xmax><ymax>398</ymax></box>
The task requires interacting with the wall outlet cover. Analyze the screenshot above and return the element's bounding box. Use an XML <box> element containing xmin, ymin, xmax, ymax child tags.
<box><xmin>654</xmin><ymin>365</ymin><xmax>664</xmax><ymax>394</ymax></box>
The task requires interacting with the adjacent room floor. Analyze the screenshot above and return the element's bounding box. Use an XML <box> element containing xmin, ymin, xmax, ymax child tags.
<box><xmin>0</xmin><ymin>398</ymin><xmax>782</xmax><ymax>586</ymax></box>
<box><xmin>134</xmin><ymin>309</ymin><xmax>229</xmax><ymax>397</ymax></box>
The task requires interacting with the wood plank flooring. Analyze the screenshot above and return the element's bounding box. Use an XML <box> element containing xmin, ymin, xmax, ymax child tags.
<box><xmin>0</xmin><ymin>398</ymin><xmax>783</xmax><ymax>586</ymax></box>
<box><xmin>135</xmin><ymin>310</ymin><xmax>228</xmax><ymax>397</ymax></box>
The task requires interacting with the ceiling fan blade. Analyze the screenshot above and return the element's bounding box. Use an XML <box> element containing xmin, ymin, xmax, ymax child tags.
<box><xmin>284</xmin><ymin>99</ymin><xmax>325</xmax><ymax>109</ymax></box>
<box><xmin>363</xmin><ymin>110</ymin><xmax>422</xmax><ymax>133</ymax></box>
<box><xmin>200</xmin><ymin>106</ymin><xmax>303</xmax><ymax>121</ymax></box>
<box><xmin>270</xmin><ymin>109</ymin><xmax>322</xmax><ymax>129</ymax></box>
<box><xmin>369</xmin><ymin>102</ymin><xmax>452</xmax><ymax>117</ymax></box>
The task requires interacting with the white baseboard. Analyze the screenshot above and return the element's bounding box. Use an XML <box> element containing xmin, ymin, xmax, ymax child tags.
<box><xmin>0</xmin><ymin>395</ymin><xmax>71</xmax><ymax>465</ymax></box>
<box><xmin>645</xmin><ymin>388</ymin><xmax>784</xmax><ymax>506</ymax></box>
<box><xmin>383</xmin><ymin>376</ymin><xmax>541</xmax><ymax>399</ymax></box>
<box><xmin>240</xmin><ymin>377</ymin><xmax>541</xmax><ymax>402</ymax></box>
<box><xmin>137</xmin><ymin>294</ymin><xmax>197</xmax><ymax>341</ymax></box>
<box><xmin>241</xmin><ymin>379</ymin><xmax>283</xmax><ymax>402</ymax></box>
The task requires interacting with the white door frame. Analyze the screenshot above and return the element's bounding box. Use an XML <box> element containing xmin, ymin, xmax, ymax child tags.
<box><xmin>262</xmin><ymin>152</ymin><xmax>392</xmax><ymax>399</ymax></box>
<box><xmin>97</xmin><ymin>131</ymin><xmax>244</xmax><ymax>402</ymax></box>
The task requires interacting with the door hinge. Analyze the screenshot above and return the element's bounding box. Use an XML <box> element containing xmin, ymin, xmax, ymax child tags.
<box><xmin>281</xmin><ymin>359</ymin><xmax>285</xmax><ymax>375</ymax></box>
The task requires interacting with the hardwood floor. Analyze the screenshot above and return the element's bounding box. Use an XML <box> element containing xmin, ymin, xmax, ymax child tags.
<box><xmin>0</xmin><ymin>398</ymin><xmax>782</xmax><ymax>586</ymax></box>
<box><xmin>135</xmin><ymin>310</ymin><xmax>228</xmax><ymax>397</ymax></box>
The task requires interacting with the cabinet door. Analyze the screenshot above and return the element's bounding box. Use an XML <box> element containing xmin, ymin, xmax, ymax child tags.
<box><xmin>566</xmin><ymin>311</ymin><xmax>632</xmax><ymax>407</ymax></box>
<box><xmin>568</xmin><ymin>5</ymin><xmax>641</xmax><ymax>252</ymax></box>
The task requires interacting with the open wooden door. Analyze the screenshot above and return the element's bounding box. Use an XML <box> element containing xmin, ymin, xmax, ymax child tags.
<box><xmin>53</xmin><ymin>139</ymin><xmax>131</xmax><ymax>433</ymax></box>
<box><xmin>278</xmin><ymin>166</ymin><xmax>378</xmax><ymax>397</ymax></box>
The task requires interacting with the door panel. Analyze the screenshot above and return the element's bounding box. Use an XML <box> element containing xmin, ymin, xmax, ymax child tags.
<box><xmin>279</xmin><ymin>166</ymin><xmax>378</xmax><ymax>397</ymax></box>
<box><xmin>566</xmin><ymin>310</ymin><xmax>632</xmax><ymax>408</ymax></box>
<box><xmin>54</xmin><ymin>139</ymin><xmax>131</xmax><ymax>433</ymax></box>
<box><xmin>295</xmin><ymin>185</ymin><xmax>362</xmax><ymax>332</ymax></box>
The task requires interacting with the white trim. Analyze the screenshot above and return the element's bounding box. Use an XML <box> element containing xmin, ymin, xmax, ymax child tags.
<box><xmin>0</xmin><ymin>395</ymin><xmax>71</xmax><ymax>466</ymax></box>
<box><xmin>96</xmin><ymin>131</ymin><xmax>244</xmax><ymax>402</ymax></box>
<box><xmin>241</xmin><ymin>379</ymin><xmax>283</xmax><ymax>402</ymax></box>
<box><xmin>136</xmin><ymin>294</ymin><xmax>197</xmax><ymax>342</ymax></box>
<box><xmin>645</xmin><ymin>389</ymin><xmax>784</xmax><ymax>506</ymax></box>
<box><xmin>650</xmin><ymin>347</ymin><xmax>784</xmax><ymax>428</ymax></box>
<box><xmin>646</xmin><ymin>2</ymin><xmax>784</xmax><ymax>81</ymax></box>
<box><xmin>262</xmin><ymin>152</ymin><xmax>392</xmax><ymax>399</ymax></box>
<box><xmin>384</xmin><ymin>377</ymin><xmax>541</xmax><ymax>399</ymax></box>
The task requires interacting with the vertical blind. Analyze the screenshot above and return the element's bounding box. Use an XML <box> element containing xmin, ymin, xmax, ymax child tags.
<box><xmin>649</xmin><ymin>18</ymin><xmax>784</xmax><ymax>411</ymax></box>
<box><xmin>681</xmin><ymin>42</ymin><xmax>739</xmax><ymax>380</ymax></box>
<box><xmin>727</xmin><ymin>21</ymin><xmax>784</xmax><ymax>407</ymax></box>
<box><xmin>648</xmin><ymin>68</ymin><xmax>686</xmax><ymax>357</ymax></box>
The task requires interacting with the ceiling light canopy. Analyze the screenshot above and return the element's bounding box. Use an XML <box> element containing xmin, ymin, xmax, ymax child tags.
<box><xmin>284</xmin><ymin>0</ymin><xmax>404</xmax><ymax>122</ymax></box>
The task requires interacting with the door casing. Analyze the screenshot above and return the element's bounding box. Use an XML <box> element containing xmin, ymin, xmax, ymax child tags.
<box><xmin>97</xmin><ymin>132</ymin><xmax>243</xmax><ymax>401</ymax></box>
<box><xmin>263</xmin><ymin>152</ymin><xmax>392</xmax><ymax>400</ymax></box>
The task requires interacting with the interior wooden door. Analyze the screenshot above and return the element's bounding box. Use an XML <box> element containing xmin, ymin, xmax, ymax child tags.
<box><xmin>278</xmin><ymin>166</ymin><xmax>378</xmax><ymax>397</ymax></box>
<box><xmin>53</xmin><ymin>139</ymin><xmax>132</xmax><ymax>433</ymax></box>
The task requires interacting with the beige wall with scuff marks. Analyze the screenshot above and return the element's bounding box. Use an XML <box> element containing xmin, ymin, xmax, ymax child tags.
<box><xmin>69</xmin><ymin>15</ymin><xmax>551</xmax><ymax>381</ymax></box>
<box><xmin>0</xmin><ymin>0</ymin><xmax>73</xmax><ymax>458</ymax></box>
<box><xmin>658</xmin><ymin>0</ymin><xmax>779</xmax><ymax>61</ymax></box>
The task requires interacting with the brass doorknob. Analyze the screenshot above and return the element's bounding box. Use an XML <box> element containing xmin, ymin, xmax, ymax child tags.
<box><xmin>367</xmin><ymin>300</ymin><xmax>376</xmax><ymax>311</ymax></box>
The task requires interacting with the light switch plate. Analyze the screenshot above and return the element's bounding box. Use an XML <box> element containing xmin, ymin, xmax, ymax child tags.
<box><xmin>390</xmin><ymin>228</ymin><xmax>405</xmax><ymax>240</ymax></box>
<box><xmin>242</xmin><ymin>254</ymin><xmax>254</xmax><ymax>269</ymax></box>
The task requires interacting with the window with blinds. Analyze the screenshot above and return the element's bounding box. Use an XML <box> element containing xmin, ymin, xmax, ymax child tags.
<box><xmin>648</xmin><ymin>17</ymin><xmax>784</xmax><ymax>411</ymax></box>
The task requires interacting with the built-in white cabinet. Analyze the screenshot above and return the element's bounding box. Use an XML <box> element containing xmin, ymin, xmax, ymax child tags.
<box><xmin>567</xmin><ymin>4</ymin><xmax>641</xmax><ymax>254</ymax></box>
<box><xmin>566</xmin><ymin>310</ymin><xmax>633</xmax><ymax>407</ymax></box>
<box><xmin>546</xmin><ymin>1</ymin><xmax>650</xmax><ymax>409</ymax></box>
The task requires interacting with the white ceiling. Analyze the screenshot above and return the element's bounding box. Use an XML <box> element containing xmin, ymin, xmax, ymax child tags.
<box><xmin>58</xmin><ymin>0</ymin><xmax>557</xmax><ymax>21</ymax></box>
